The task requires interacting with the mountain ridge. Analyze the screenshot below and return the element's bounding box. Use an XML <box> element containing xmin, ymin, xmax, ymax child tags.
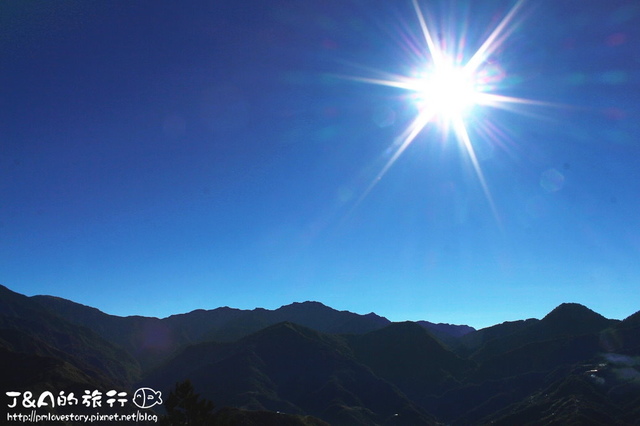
<box><xmin>2</xmin><ymin>283</ymin><xmax>638</xmax><ymax>425</ymax></box>
<box><xmin>28</xmin><ymin>289</ymin><xmax>475</xmax><ymax>372</ymax></box>
<box><xmin>29</xmin><ymin>288</ymin><xmax>472</xmax><ymax>334</ymax></box>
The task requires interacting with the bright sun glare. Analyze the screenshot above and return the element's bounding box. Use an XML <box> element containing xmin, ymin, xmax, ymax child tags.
<box><xmin>347</xmin><ymin>0</ymin><xmax>550</xmax><ymax>220</ymax></box>
<box><xmin>414</xmin><ymin>61</ymin><xmax>480</xmax><ymax>121</ymax></box>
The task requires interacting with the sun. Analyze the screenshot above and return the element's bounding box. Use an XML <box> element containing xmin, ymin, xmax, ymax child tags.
<box><xmin>413</xmin><ymin>60</ymin><xmax>481</xmax><ymax>123</ymax></box>
<box><xmin>344</xmin><ymin>0</ymin><xmax>549</xmax><ymax>219</ymax></box>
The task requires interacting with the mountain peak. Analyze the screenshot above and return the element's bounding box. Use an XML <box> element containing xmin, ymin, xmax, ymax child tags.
<box><xmin>543</xmin><ymin>303</ymin><xmax>605</xmax><ymax>322</ymax></box>
<box><xmin>279</xmin><ymin>301</ymin><xmax>331</xmax><ymax>310</ymax></box>
<box><xmin>622</xmin><ymin>310</ymin><xmax>640</xmax><ymax>326</ymax></box>
<box><xmin>539</xmin><ymin>303</ymin><xmax>612</xmax><ymax>336</ymax></box>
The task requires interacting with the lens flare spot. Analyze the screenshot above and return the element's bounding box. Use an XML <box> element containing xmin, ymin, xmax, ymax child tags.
<box><xmin>372</xmin><ymin>105</ymin><xmax>396</xmax><ymax>128</ymax></box>
<box><xmin>606</xmin><ymin>32</ymin><xmax>627</xmax><ymax>46</ymax></box>
<box><xmin>540</xmin><ymin>168</ymin><xmax>565</xmax><ymax>192</ymax></box>
<box><xmin>566</xmin><ymin>73</ymin><xmax>588</xmax><ymax>86</ymax></box>
<box><xmin>601</xmin><ymin>70</ymin><xmax>627</xmax><ymax>85</ymax></box>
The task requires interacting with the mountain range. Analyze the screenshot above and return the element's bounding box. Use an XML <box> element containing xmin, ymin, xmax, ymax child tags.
<box><xmin>1</xmin><ymin>283</ymin><xmax>639</xmax><ymax>425</ymax></box>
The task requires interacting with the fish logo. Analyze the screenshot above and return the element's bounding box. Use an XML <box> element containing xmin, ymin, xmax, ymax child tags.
<box><xmin>132</xmin><ymin>387</ymin><xmax>163</xmax><ymax>409</ymax></box>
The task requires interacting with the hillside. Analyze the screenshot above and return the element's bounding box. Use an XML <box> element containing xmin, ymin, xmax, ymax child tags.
<box><xmin>2</xmin><ymin>284</ymin><xmax>638</xmax><ymax>425</ymax></box>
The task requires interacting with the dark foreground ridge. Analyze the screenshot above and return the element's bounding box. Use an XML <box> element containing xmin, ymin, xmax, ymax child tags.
<box><xmin>1</xmin><ymin>284</ymin><xmax>639</xmax><ymax>425</ymax></box>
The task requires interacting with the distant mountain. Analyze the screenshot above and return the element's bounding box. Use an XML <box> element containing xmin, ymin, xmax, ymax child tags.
<box><xmin>199</xmin><ymin>301</ymin><xmax>391</xmax><ymax>342</ymax></box>
<box><xmin>622</xmin><ymin>309</ymin><xmax>640</xmax><ymax>326</ymax></box>
<box><xmin>538</xmin><ymin>302</ymin><xmax>615</xmax><ymax>336</ymax></box>
<box><xmin>144</xmin><ymin>322</ymin><xmax>436</xmax><ymax>425</ymax></box>
<box><xmin>0</xmin><ymin>285</ymin><xmax>140</xmax><ymax>389</ymax></box>
<box><xmin>32</xmin><ymin>295</ymin><xmax>392</xmax><ymax>371</ymax></box>
<box><xmin>2</xmin><ymin>284</ymin><xmax>638</xmax><ymax>425</ymax></box>
<box><xmin>435</xmin><ymin>304</ymin><xmax>634</xmax><ymax>424</ymax></box>
<box><xmin>347</xmin><ymin>322</ymin><xmax>472</xmax><ymax>403</ymax></box>
<box><xmin>31</xmin><ymin>294</ymin><xmax>245</xmax><ymax>370</ymax></box>
<box><xmin>485</xmin><ymin>367</ymin><xmax>638</xmax><ymax>425</ymax></box>
<box><xmin>416</xmin><ymin>320</ymin><xmax>475</xmax><ymax>350</ymax></box>
<box><xmin>458</xmin><ymin>318</ymin><xmax>538</xmax><ymax>355</ymax></box>
<box><xmin>469</xmin><ymin>303</ymin><xmax>618</xmax><ymax>363</ymax></box>
<box><xmin>416</xmin><ymin>320</ymin><xmax>475</xmax><ymax>338</ymax></box>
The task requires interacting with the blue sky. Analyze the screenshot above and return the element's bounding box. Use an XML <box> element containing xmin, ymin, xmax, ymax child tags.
<box><xmin>2</xmin><ymin>0</ymin><xmax>639</xmax><ymax>328</ymax></box>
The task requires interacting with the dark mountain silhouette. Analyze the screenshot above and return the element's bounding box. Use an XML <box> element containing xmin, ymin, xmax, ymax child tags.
<box><xmin>2</xmin><ymin>283</ymin><xmax>638</xmax><ymax>425</ymax></box>
<box><xmin>416</xmin><ymin>320</ymin><xmax>475</xmax><ymax>350</ymax></box>
<box><xmin>30</xmin><ymin>294</ymin><xmax>243</xmax><ymax>370</ymax></box>
<box><xmin>538</xmin><ymin>303</ymin><xmax>615</xmax><ymax>336</ymax></box>
<box><xmin>435</xmin><ymin>304</ymin><xmax>635</xmax><ymax>424</ymax></box>
<box><xmin>622</xmin><ymin>309</ymin><xmax>640</xmax><ymax>327</ymax></box>
<box><xmin>31</xmin><ymin>294</ymin><xmax>392</xmax><ymax>371</ymax></box>
<box><xmin>484</xmin><ymin>364</ymin><xmax>639</xmax><ymax>425</ymax></box>
<box><xmin>458</xmin><ymin>318</ymin><xmax>538</xmax><ymax>355</ymax></box>
<box><xmin>416</xmin><ymin>320</ymin><xmax>474</xmax><ymax>338</ymax></box>
<box><xmin>0</xmin><ymin>285</ymin><xmax>140</xmax><ymax>389</ymax></box>
<box><xmin>347</xmin><ymin>321</ymin><xmax>472</xmax><ymax>407</ymax></box>
<box><xmin>144</xmin><ymin>322</ymin><xmax>436</xmax><ymax>425</ymax></box>
<box><xmin>198</xmin><ymin>301</ymin><xmax>391</xmax><ymax>343</ymax></box>
<box><xmin>469</xmin><ymin>303</ymin><xmax>618</xmax><ymax>363</ymax></box>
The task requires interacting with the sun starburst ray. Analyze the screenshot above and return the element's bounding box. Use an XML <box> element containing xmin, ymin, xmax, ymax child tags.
<box><xmin>412</xmin><ymin>0</ymin><xmax>445</xmax><ymax>68</ymax></box>
<box><xmin>343</xmin><ymin>0</ymin><xmax>553</xmax><ymax>221</ymax></box>
<box><xmin>465</xmin><ymin>0</ymin><xmax>526</xmax><ymax>73</ymax></box>
<box><xmin>343</xmin><ymin>75</ymin><xmax>419</xmax><ymax>91</ymax></box>
<box><xmin>452</xmin><ymin>116</ymin><xmax>501</xmax><ymax>225</ymax></box>
<box><xmin>477</xmin><ymin>93</ymin><xmax>556</xmax><ymax>107</ymax></box>
<box><xmin>356</xmin><ymin>109</ymin><xmax>437</xmax><ymax>205</ymax></box>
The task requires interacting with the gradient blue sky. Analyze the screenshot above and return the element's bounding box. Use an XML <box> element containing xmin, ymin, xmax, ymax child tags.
<box><xmin>2</xmin><ymin>0</ymin><xmax>639</xmax><ymax>328</ymax></box>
